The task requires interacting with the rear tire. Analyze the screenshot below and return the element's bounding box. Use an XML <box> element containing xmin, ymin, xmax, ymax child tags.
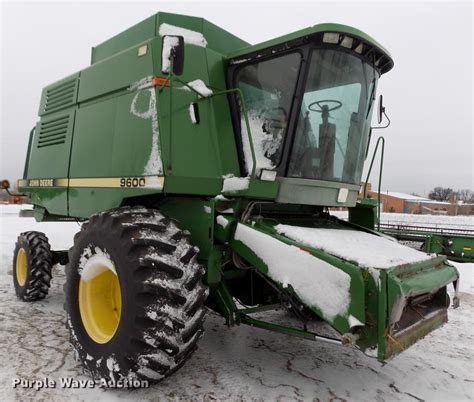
<box><xmin>13</xmin><ymin>231</ymin><xmax>52</xmax><ymax>301</ymax></box>
<box><xmin>65</xmin><ymin>206</ymin><xmax>208</xmax><ymax>384</ymax></box>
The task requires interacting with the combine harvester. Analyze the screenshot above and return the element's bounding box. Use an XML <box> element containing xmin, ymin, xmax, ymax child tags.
<box><xmin>3</xmin><ymin>12</ymin><xmax>460</xmax><ymax>384</ymax></box>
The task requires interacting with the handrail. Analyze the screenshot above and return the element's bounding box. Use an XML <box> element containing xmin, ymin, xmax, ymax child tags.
<box><xmin>363</xmin><ymin>136</ymin><xmax>385</xmax><ymax>230</ymax></box>
<box><xmin>163</xmin><ymin>74</ymin><xmax>257</xmax><ymax>179</ymax></box>
<box><xmin>379</xmin><ymin>223</ymin><xmax>474</xmax><ymax>236</ymax></box>
<box><xmin>23</xmin><ymin>125</ymin><xmax>36</xmax><ymax>179</ymax></box>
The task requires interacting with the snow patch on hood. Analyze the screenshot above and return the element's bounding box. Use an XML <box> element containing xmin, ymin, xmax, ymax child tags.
<box><xmin>274</xmin><ymin>225</ymin><xmax>436</xmax><ymax>270</ymax></box>
<box><xmin>222</xmin><ymin>174</ymin><xmax>250</xmax><ymax>193</ymax></box>
<box><xmin>234</xmin><ymin>224</ymin><xmax>351</xmax><ymax>321</ymax></box>
<box><xmin>158</xmin><ymin>23</ymin><xmax>208</xmax><ymax>47</ymax></box>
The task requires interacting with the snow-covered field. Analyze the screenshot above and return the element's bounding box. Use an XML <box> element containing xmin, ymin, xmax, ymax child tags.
<box><xmin>332</xmin><ymin>211</ymin><xmax>474</xmax><ymax>232</ymax></box>
<box><xmin>0</xmin><ymin>205</ymin><xmax>473</xmax><ymax>401</ymax></box>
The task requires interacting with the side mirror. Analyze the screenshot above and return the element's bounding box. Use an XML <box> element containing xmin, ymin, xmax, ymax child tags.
<box><xmin>1</xmin><ymin>179</ymin><xmax>10</xmax><ymax>189</ymax></box>
<box><xmin>377</xmin><ymin>94</ymin><xmax>385</xmax><ymax>124</ymax></box>
<box><xmin>372</xmin><ymin>94</ymin><xmax>391</xmax><ymax>130</ymax></box>
<box><xmin>161</xmin><ymin>35</ymin><xmax>184</xmax><ymax>76</ymax></box>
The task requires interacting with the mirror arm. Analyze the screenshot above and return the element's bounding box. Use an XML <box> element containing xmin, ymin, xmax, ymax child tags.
<box><xmin>372</xmin><ymin>110</ymin><xmax>391</xmax><ymax>130</ymax></box>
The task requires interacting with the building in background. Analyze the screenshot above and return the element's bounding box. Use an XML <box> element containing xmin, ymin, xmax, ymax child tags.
<box><xmin>366</xmin><ymin>191</ymin><xmax>474</xmax><ymax>215</ymax></box>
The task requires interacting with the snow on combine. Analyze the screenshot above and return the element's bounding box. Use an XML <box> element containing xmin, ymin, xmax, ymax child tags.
<box><xmin>4</xmin><ymin>12</ymin><xmax>460</xmax><ymax>384</ymax></box>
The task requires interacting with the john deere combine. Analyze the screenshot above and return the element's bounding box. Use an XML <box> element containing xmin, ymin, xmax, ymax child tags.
<box><xmin>8</xmin><ymin>12</ymin><xmax>459</xmax><ymax>383</ymax></box>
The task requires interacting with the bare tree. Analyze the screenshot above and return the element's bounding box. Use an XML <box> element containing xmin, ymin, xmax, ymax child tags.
<box><xmin>456</xmin><ymin>189</ymin><xmax>474</xmax><ymax>203</ymax></box>
<box><xmin>428</xmin><ymin>187</ymin><xmax>453</xmax><ymax>201</ymax></box>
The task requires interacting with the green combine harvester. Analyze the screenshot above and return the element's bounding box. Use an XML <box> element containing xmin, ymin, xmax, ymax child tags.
<box><xmin>5</xmin><ymin>12</ymin><xmax>460</xmax><ymax>384</ymax></box>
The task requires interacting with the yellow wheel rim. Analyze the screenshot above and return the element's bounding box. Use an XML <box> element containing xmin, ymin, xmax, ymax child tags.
<box><xmin>16</xmin><ymin>248</ymin><xmax>28</xmax><ymax>287</ymax></box>
<box><xmin>79</xmin><ymin>265</ymin><xmax>122</xmax><ymax>344</ymax></box>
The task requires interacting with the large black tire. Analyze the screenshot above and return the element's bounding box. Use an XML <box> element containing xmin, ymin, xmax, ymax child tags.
<box><xmin>13</xmin><ymin>231</ymin><xmax>52</xmax><ymax>301</ymax></box>
<box><xmin>65</xmin><ymin>206</ymin><xmax>208</xmax><ymax>384</ymax></box>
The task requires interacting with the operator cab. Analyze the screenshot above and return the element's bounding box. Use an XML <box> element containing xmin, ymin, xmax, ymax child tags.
<box><xmin>227</xmin><ymin>27</ymin><xmax>393</xmax><ymax>206</ymax></box>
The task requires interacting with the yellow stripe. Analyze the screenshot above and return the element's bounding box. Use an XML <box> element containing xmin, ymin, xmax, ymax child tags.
<box><xmin>69</xmin><ymin>178</ymin><xmax>124</xmax><ymax>188</ymax></box>
<box><xmin>18</xmin><ymin>176</ymin><xmax>164</xmax><ymax>189</ymax></box>
<box><xmin>55</xmin><ymin>178</ymin><xmax>69</xmax><ymax>186</ymax></box>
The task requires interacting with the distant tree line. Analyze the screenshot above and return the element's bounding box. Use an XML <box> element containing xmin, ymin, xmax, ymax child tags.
<box><xmin>428</xmin><ymin>187</ymin><xmax>474</xmax><ymax>203</ymax></box>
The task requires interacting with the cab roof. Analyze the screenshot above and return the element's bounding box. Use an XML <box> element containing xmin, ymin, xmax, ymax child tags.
<box><xmin>226</xmin><ymin>23</ymin><xmax>394</xmax><ymax>75</ymax></box>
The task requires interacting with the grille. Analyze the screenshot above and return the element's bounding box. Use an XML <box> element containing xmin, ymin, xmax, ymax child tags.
<box><xmin>37</xmin><ymin>115</ymin><xmax>69</xmax><ymax>148</ymax></box>
<box><xmin>42</xmin><ymin>78</ymin><xmax>77</xmax><ymax>114</ymax></box>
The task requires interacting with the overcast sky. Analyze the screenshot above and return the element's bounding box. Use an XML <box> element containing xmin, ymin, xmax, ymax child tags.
<box><xmin>1</xmin><ymin>0</ymin><xmax>472</xmax><ymax>195</ymax></box>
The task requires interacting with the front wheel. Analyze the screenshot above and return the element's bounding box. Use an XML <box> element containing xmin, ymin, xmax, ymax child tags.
<box><xmin>65</xmin><ymin>206</ymin><xmax>208</xmax><ymax>384</ymax></box>
<box><xmin>13</xmin><ymin>231</ymin><xmax>52</xmax><ymax>301</ymax></box>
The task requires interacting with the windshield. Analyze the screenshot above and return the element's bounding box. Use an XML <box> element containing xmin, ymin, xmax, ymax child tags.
<box><xmin>235</xmin><ymin>53</ymin><xmax>301</xmax><ymax>174</ymax></box>
<box><xmin>288</xmin><ymin>49</ymin><xmax>377</xmax><ymax>184</ymax></box>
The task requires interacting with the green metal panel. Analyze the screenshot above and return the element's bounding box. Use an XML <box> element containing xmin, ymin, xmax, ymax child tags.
<box><xmin>27</xmin><ymin>110</ymin><xmax>76</xmax><ymax>179</ymax></box>
<box><xmin>349</xmin><ymin>198</ymin><xmax>378</xmax><ymax>230</ymax></box>
<box><xmin>20</xmin><ymin>187</ymin><xmax>68</xmax><ymax>217</ymax></box>
<box><xmin>69</xmin><ymin>97</ymin><xmax>117</xmax><ymax>178</ymax></box>
<box><xmin>424</xmin><ymin>234</ymin><xmax>474</xmax><ymax>262</ymax></box>
<box><xmin>113</xmin><ymin>89</ymin><xmax>161</xmax><ymax>176</ymax></box>
<box><xmin>276</xmin><ymin>177</ymin><xmax>359</xmax><ymax>207</ymax></box>
<box><xmin>92</xmin><ymin>12</ymin><xmax>249</xmax><ymax>67</ymax></box>
<box><xmin>24</xmin><ymin>109</ymin><xmax>76</xmax><ymax>216</ymax></box>
<box><xmin>163</xmin><ymin>176</ymin><xmax>222</xmax><ymax>195</ymax></box>
<box><xmin>67</xmin><ymin>187</ymin><xmax>160</xmax><ymax>218</ymax></box>
<box><xmin>205</xmin><ymin>48</ymin><xmax>241</xmax><ymax>176</ymax></box>
<box><xmin>79</xmin><ymin>39</ymin><xmax>154</xmax><ymax>103</ymax></box>
<box><xmin>154</xmin><ymin>46</ymin><xmax>220</xmax><ymax>178</ymax></box>
<box><xmin>159</xmin><ymin>198</ymin><xmax>214</xmax><ymax>258</ymax></box>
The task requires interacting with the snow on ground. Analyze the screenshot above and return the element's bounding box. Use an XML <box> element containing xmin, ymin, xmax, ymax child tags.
<box><xmin>1</xmin><ymin>205</ymin><xmax>473</xmax><ymax>400</ymax></box>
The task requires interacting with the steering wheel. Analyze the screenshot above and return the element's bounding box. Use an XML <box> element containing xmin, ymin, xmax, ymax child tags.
<box><xmin>308</xmin><ymin>100</ymin><xmax>342</xmax><ymax>113</ymax></box>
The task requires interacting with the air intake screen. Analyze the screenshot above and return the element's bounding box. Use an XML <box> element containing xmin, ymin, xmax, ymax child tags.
<box><xmin>37</xmin><ymin>115</ymin><xmax>69</xmax><ymax>148</ymax></box>
<box><xmin>39</xmin><ymin>74</ymin><xmax>79</xmax><ymax>116</ymax></box>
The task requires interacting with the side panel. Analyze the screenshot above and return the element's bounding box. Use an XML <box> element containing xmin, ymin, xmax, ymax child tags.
<box><xmin>152</xmin><ymin>39</ymin><xmax>222</xmax><ymax>181</ymax></box>
<box><xmin>79</xmin><ymin>38</ymin><xmax>154</xmax><ymax>103</ymax></box>
<box><xmin>25</xmin><ymin>109</ymin><xmax>76</xmax><ymax>216</ymax></box>
<box><xmin>69</xmin><ymin>98</ymin><xmax>117</xmax><ymax>178</ymax></box>
<box><xmin>68</xmin><ymin>37</ymin><xmax>161</xmax><ymax>218</ymax></box>
<box><xmin>112</xmin><ymin>90</ymin><xmax>162</xmax><ymax>177</ymax></box>
<box><xmin>68</xmin><ymin>98</ymin><xmax>116</xmax><ymax>217</ymax></box>
<box><xmin>206</xmin><ymin>48</ymin><xmax>241</xmax><ymax>176</ymax></box>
